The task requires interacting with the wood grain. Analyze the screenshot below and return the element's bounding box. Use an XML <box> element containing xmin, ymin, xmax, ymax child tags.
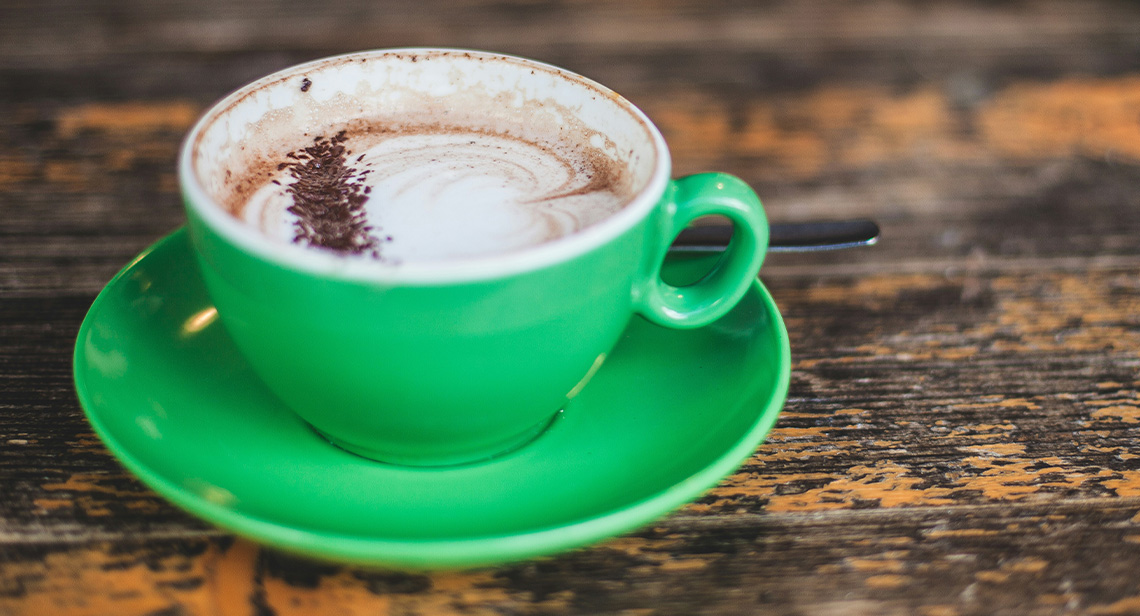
<box><xmin>4</xmin><ymin>0</ymin><xmax>1140</xmax><ymax>614</ymax></box>
<box><xmin>5</xmin><ymin>502</ymin><xmax>1140</xmax><ymax>615</ymax></box>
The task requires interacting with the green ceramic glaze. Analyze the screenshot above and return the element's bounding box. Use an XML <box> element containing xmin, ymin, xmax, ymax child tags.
<box><xmin>73</xmin><ymin>230</ymin><xmax>790</xmax><ymax>569</ymax></box>
<box><xmin>184</xmin><ymin>170</ymin><xmax>766</xmax><ymax>466</ymax></box>
<box><xmin>638</xmin><ymin>173</ymin><xmax>766</xmax><ymax>328</ymax></box>
<box><xmin>179</xmin><ymin>49</ymin><xmax>769</xmax><ymax>465</ymax></box>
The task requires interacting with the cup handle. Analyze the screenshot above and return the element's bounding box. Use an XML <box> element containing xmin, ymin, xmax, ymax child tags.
<box><xmin>635</xmin><ymin>173</ymin><xmax>769</xmax><ymax>329</ymax></box>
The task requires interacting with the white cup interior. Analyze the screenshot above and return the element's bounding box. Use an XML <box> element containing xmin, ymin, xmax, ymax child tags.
<box><xmin>180</xmin><ymin>48</ymin><xmax>671</xmax><ymax>283</ymax></box>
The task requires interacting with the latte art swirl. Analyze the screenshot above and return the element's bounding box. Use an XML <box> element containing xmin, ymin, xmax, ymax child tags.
<box><xmin>240</xmin><ymin>129</ymin><xmax>630</xmax><ymax>263</ymax></box>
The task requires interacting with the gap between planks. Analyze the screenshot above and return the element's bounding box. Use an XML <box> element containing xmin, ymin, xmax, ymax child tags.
<box><xmin>668</xmin><ymin>494</ymin><xmax>1140</xmax><ymax>527</ymax></box>
<box><xmin>762</xmin><ymin>254</ymin><xmax>1140</xmax><ymax>279</ymax></box>
<box><xmin>3</xmin><ymin>496</ymin><xmax>1140</xmax><ymax>546</ymax></box>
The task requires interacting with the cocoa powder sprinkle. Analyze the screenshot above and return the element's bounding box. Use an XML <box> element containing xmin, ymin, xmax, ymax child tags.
<box><xmin>279</xmin><ymin>130</ymin><xmax>382</xmax><ymax>257</ymax></box>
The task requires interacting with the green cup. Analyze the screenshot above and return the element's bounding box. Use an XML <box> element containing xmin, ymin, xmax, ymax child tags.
<box><xmin>179</xmin><ymin>49</ymin><xmax>769</xmax><ymax>466</ymax></box>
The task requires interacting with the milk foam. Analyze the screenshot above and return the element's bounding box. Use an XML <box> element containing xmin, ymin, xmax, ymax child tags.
<box><xmin>240</xmin><ymin>129</ymin><xmax>628</xmax><ymax>262</ymax></box>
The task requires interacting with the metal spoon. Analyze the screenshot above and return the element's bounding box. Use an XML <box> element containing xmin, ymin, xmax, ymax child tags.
<box><xmin>671</xmin><ymin>219</ymin><xmax>880</xmax><ymax>252</ymax></box>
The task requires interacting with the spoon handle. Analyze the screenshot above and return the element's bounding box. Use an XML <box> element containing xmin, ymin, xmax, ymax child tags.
<box><xmin>671</xmin><ymin>219</ymin><xmax>880</xmax><ymax>253</ymax></box>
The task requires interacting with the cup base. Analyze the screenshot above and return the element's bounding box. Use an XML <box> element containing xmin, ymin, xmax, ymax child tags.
<box><xmin>313</xmin><ymin>410</ymin><xmax>563</xmax><ymax>467</ymax></box>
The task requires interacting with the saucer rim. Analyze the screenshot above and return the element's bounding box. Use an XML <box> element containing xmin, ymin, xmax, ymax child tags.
<box><xmin>73</xmin><ymin>229</ymin><xmax>790</xmax><ymax>569</ymax></box>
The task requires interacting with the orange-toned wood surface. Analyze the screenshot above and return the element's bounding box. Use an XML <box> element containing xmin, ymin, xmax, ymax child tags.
<box><xmin>5</xmin><ymin>1</ymin><xmax>1140</xmax><ymax>614</ymax></box>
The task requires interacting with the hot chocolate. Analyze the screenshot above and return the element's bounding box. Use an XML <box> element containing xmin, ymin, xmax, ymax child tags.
<box><xmin>236</xmin><ymin>123</ymin><xmax>630</xmax><ymax>263</ymax></box>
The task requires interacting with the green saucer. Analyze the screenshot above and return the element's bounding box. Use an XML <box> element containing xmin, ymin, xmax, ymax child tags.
<box><xmin>73</xmin><ymin>229</ymin><xmax>790</xmax><ymax>569</ymax></box>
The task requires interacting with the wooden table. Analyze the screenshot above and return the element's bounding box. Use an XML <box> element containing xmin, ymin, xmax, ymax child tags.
<box><xmin>4</xmin><ymin>1</ymin><xmax>1140</xmax><ymax>614</ymax></box>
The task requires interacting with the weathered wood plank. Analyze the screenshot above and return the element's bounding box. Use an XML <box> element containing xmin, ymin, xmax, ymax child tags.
<box><xmin>4</xmin><ymin>500</ymin><xmax>1140</xmax><ymax>615</ymax></box>
<box><xmin>6</xmin><ymin>73</ymin><xmax>1140</xmax><ymax>296</ymax></box>
<box><xmin>5</xmin><ymin>1</ymin><xmax>1140</xmax><ymax>613</ymax></box>
<box><xmin>4</xmin><ymin>0</ymin><xmax>1140</xmax><ymax>73</ymax></box>
<box><xmin>5</xmin><ymin>266</ymin><xmax>1140</xmax><ymax>539</ymax></box>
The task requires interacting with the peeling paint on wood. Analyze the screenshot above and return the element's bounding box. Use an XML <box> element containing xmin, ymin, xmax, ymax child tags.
<box><xmin>7</xmin><ymin>0</ymin><xmax>1140</xmax><ymax>613</ymax></box>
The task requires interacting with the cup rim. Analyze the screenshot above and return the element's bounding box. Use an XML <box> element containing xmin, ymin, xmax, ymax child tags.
<box><xmin>178</xmin><ymin>47</ymin><xmax>672</xmax><ymax>284</ymax></box>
